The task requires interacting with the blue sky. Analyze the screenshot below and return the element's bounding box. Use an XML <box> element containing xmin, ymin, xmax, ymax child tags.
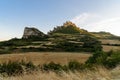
<box><xmin>0</xmin><ymin>0</ymin><xmax>120</xmax><ymax>40</ymax></box>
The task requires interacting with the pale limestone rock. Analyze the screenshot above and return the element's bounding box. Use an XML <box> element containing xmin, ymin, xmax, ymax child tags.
<box><xmin>22</xmin><ymin>27</ymin><xmax>45</xmax><ymax>39</ymax></box>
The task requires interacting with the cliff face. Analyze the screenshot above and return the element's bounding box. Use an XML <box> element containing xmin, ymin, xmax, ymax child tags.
<box><xmin>22</xmin><ymin>27</ymin><xmax>45</xmax><ymax>39</ymax></box>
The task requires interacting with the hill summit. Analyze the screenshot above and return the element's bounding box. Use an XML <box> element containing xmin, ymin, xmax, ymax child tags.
<box><xmin>48</xmin><ymin>21</ymin><xmax>89</xmax><ymax>35</ymax></box>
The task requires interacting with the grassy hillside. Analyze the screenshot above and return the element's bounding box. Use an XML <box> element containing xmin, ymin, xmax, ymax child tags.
<box><xmin>0</xmin><ymin>22</ymin><xmax>120</xmax><ymax>53</ymax></box>
<box><xmin>91</xmin><ymin>31</ymin><xmax>120</xmax><ymax>39</ymax></box>
<box><xmin>91</xmin><ymin>31</ymin><xmax>120</xmax><ymax>52</ymax></box>
<box><xmin>0</xmin><ymin>22</ymin><xmax>102</xmax><ymax>53</ymax></box>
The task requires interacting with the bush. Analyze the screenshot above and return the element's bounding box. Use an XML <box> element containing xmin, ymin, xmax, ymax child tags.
<box><xmin>43</xmin><ymin>62</ymin><xmax>63</xmax><ymax>72</ymax></box>
<box><xmin>0</xmin><ymin>60</ymin><xmax>37</xmax><ymax>76</ymax></box>
<box><xmin>85</xmin><ymin>51</ymin><xmax>120</xmax><ymax>69</ymax></box>
<box><xmin>68</xmin><ymin>61</ymin><xmax>84</xmax><ymax>71</ymax></box>
<box><xmin>86</xmin><ymin>51</ymin><xmax>107</xmax><ymax>65</ymax></box>
<box><xmin>24</xmin><ymin>61</ymin><xmax>36</xmax><ymax>72</ymax></box>
<box><xmin>81</xmin><ymin>36</ymin><xmax>102</xmax><ymax>52</ymax></box>
<box><xmin>54</xmin><ymin>40</ymin><xmax>82</xmax><ymax>52</ymax></box>
<box><xmin>42</xmin><ymin>61</ymin><xmax>84</xmax><ymax>72</ymax></box>
<box><xmin>104</xmin><ymin>51</ymin><xmax>120</xmax><ymax>68</ymax></box>
<box><xmin>0</xmin><ymin>61</ymin><xmax>23</xmax><ymax>76</ymax></box>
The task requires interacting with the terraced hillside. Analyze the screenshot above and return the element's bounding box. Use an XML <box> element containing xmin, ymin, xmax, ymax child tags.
<box><xmin>0</xmin><ymin>21</ymin><xmax>102</xmax><ymax>54</ymax></box>
<box><xmin>0</xmin><ymin>21</ymin><xmax>120</xmax><ymax>53</ymax></box>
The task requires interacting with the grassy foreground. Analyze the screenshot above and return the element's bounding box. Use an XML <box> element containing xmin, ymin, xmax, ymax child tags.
<box><xmin>2</xmin><ymin>66</ymin><xmax>120</xmax><ymax>80</ymax></box>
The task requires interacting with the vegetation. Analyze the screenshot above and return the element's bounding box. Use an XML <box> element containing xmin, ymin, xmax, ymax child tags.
<box><xmin>86</xmin><ymin>50</ymin><xmax>120</xmax><ymax>69</ymax></box>
<box><xmin>0</xmin><ymin>51</ymin><xmax>119</xmax><ymax>76</ymax></box>
<box><xmin>1</xmin><ymin>21</ymin><xmax>120</xmax><ymax>53</ymax></box>
<box><xmin>81</xmin><ymin>36</ymin><xmax>102</xmax><ymax>52</ymax></box>
<box><xmin>48</xmin><ymin>21</ymin><xmax>93</xmax><ymax>36</ymax></box>
<box><xmin>0</xmin><ymin>61</ymin><xmax>36</xmax><ymax>76</ymax></box>
<box><xmin>0</xmin><ymin>21</ymin><xmax>120</xmax><ymax>78</ymax></box>
<box><xmin>0</xmin><ymin>35</ymin><xmax>102</xmax><ymax>53</ymax></box>
<box><xmin>4</xmin><ymin>68</ymin><xmax>112</xmax><ymax>80</ymax></box>
<box><xmin>91</xmin><ymin>31</ymin><xmax>120</xmax><ymax>39</ymax></box>
<box><xmin>0</xmin><ymin>38</ymin><xmax>31</xmax><ymax>47</ymax></box>
<box><xmin>48</xmin><ymin>21</ymin><xmax>82</xmax><ymax>35</ymax></box>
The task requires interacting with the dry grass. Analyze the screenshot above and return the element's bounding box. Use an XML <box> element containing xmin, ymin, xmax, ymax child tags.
<box><xmin>100</xmin><ymin>39</ymin><xmax>120</xmax><ymax>44</ymax></box>
<box><xmin>102</xmin><ymin>45</ymin><xmax>120</xmax><ymax>52</ymax></box>
<box><xmin>99</xmin><ymin>39</ymin><xmax>120</xmax><ymax>52</ymax></box>
<box><xmin>0</xmin><ymin>52</ymin><xmax>91</xmax><ymax>65</ymax></box>
<box><xmin>0</xmin><ymin>52</ymin><xmax>119</xmax><ymax>80</ymax></box>
<box><xmin>2</xmin><ymin>67</ymin><xmax>113</xmax><ymax>80</ymax></box>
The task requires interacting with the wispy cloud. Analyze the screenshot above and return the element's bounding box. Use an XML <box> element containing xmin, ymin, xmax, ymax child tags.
<box><xmin>71</xmin><ymin>13</ymin><xmax>120</xmax><ymax>36</ymax></box>
<box><xmin>71</xmin><ymin>13</ymin><xmax>90</xmax><ymax>25</ymax></box>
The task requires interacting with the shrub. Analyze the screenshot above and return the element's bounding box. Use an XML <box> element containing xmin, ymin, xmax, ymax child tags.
<box><xmin>0</xmin><ymin>61</ymin><xmax>23</xmax><ymax>76</ymax></box>
<box><xmin>43</xmin><ymin>62</ymin><xmax>63</xmax><ymax>72</ymax></box>
<box><xmin>85</xmin><ymin>51</ymin><xmax>120</xmax><ymax>69</ymax></box>
<box><xmin>0</xmin><ymin>60</ymin><xmax>37</xmax><ymax>76</ymax></box>
<box><xmin>104</xmin><ymin>51</ymin><xmax>120</xmax><ymax>68</ymax></box>
<box><xmin>68</xmin><ymin>61</ymin><xmax>84</xmax><ymax>71</ymax></box>
<box><xmin>81</xmin><ymin>36</ymin><xmax>102</xmax><ymax>52</ymax></box>
<box><xmin>85</xmin><ymin>51</ymin><xmax>107</xmax><ymax>65</ymax></box>
<box><xmin>54</xmin><ymin>40</ymin><xmax>82</xmax><ymax>52</ymax></box>
<box><xmin>24</xmin><ymin>61</ymin><xmax>36</xmax><ymax>71</ymax></box>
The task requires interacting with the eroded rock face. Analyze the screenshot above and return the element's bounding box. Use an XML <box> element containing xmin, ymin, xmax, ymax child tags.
<box><xmin>22</xmin><ymin>27</ymin><xmax>45</xmax><ymax>39</ymax></box>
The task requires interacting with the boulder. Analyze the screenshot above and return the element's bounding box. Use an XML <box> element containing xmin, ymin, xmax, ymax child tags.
<box><xmin>22</xmin><ymin>27</ymin><xmax>45</xmax><ymax>39</ymax></box>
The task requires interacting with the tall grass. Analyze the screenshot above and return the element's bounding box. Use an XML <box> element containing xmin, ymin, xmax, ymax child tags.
<box><xmin>3</xmin><ymin>67</ymin><xmax>112</xmax><ymax>80</ymax></box>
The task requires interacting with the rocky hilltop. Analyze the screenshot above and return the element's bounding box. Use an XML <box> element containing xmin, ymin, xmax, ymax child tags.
<box><xmin>22</xmin><ymin>27</ymin><xmax>45</xmax><ymax>39</ymax></box>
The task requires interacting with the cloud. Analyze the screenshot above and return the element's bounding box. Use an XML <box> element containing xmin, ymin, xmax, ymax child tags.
<box><xmin>71</xmin><ymin>13</ymin><xmax>120</xmax><ymax>36</ymax></box>
<box><xmin>71</xmin><ymin>13</ymin><xmax>102</xmax><ymax>28</ymax></box>
<box><xmin>88</xmin><ymin>17</ymin><xmax>120</xmax><ymax>36</ymax></box>
<box><xmin>71</xmin><ymin>13</ymin><xmax>90</xmax><ymax>24</ymax></box>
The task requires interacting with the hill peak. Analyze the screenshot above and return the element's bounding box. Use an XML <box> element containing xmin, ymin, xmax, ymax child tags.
<box><xmin>48</xmin><ymin>21</ymin><xmax>87</xmax><ymax>35</ymax></box>
<box><xmin>63</xmin><ymin>21</ymin><xmax>77</xmax><ymax>28</ymax></box>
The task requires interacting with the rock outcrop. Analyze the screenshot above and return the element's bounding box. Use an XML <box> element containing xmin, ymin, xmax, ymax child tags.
<box><xmin>22</xmin><ymin>27</ymin><xmax>45</xmax><ymax>39</ymax></box>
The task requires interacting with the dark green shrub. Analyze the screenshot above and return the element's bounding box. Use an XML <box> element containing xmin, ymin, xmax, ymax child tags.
<box><xmin>54</xmin><ymin>40</ymin><xmax>82</xmax><ymax>52</ymax></box>
<box><xmin>25</xmin><ymin>61</ymin><xmax>36</xmax><ymax>71</ymax></box>
<box><xmin>0</xmin><ymin>49</ymin><xmax>11</xmax><ymax>54</ymax></box>
<box><xmin>62</xmin><ymin>65</ymin><xmax>69</xmax><ymax>72</ymax></box>
<box><xmin>85</xmin><ymin>51</ymin><xmax>120</xmax><ymax>69</ymax></box>
<box><xmin>104</xmin><ymin>51</ymin><xmax>120</xmax><ymax>68</ymax></box>
<box><xmin>0</xmin><ymin>60</ymin><xmax>37</xmax><ymax>76</ymax></box>
<box><xmin>81</xmin><ymin>36</ymin><xmax>102</xmax><ymax>52</ymax></box>
<box><xmin>43</xmin><ymin>62</ymin><xmax>63</xmax><ymax>72</ymax></box>
<box><xmin>0</xmin><ymin>61</ymin><xmax>23</xmax><ymax>76</ymax></box>
<box><xmin>68</xmin><ymin>61</ymin><xmax>84</xmax><ymax>71</ymax></box>
<box><xmin>85</xmin><ymin>51</ymin><xmax>107</xmax><ymax>65</ymax></box>
<box><xmin>19</xmin><ymin>60</ymin><xmax>36</xmax><ymax>72</ymax></box>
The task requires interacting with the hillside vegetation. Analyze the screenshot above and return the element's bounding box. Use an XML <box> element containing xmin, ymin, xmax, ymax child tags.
<box><xmin>0</xmin><ymin>21</ymin><xmax>103</xmax><ymax>53</ymax></box>
<box><xmin>91</xmin><ymin>31</ymin><xmax>120</xmax><ymax>39</ymax></box>
<box><xmin>0</xmin><ymin>21</ymin><xmax>120</xmax><ymax>79</ymax></box>
<box><xmin>0</xmin><ymin>51</ymin><xmax>119</xmax><ymax>78</ymax></box>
